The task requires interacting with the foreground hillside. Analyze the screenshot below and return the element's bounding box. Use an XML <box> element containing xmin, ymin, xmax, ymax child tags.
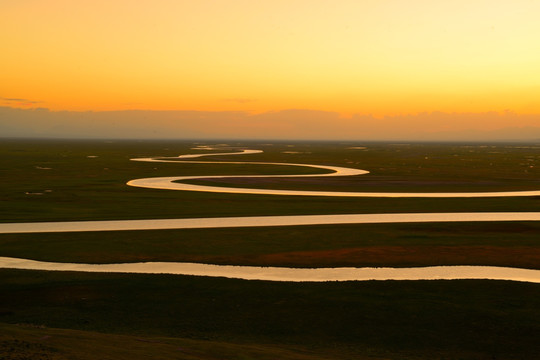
<box><xmin>1</xmin><ymin>269</ymin><xmax>540</xmax><ymax>360</ymax></box>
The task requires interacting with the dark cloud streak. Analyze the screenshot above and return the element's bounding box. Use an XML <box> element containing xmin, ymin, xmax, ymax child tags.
<box><xmin>1</xmin><ymin>97</ymin><xmax>41</xmax><ymax>104</ymax></box>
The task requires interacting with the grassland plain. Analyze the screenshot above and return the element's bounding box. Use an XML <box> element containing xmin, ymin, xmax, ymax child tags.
<box><xmin>2</xmin><ymin>139</ymin><xmax>540</xmax><ymax>222</ymax></box>
<box><xmin>1</xmin><ymin>138</ymin><xmax>540</xmax><ymax>359</ymax></box>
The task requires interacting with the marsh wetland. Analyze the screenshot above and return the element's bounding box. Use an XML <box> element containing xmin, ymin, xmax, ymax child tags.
<box><xmin>1</xmin><ymin>139</ymin><xmax>540</xmax><ymax>359</ymax></box>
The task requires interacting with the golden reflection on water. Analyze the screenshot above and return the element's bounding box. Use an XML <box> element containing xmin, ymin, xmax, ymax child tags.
<box><xmin>1</xmin><ymin>257</ymin><xmax>539</xmax><ymax>283</ymax></box>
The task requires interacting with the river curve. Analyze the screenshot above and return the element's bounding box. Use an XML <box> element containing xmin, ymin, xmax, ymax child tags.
<box><xmin>2</xmin><ymin>147</ymin><xmax>540</xmax><ymax>283</ymax></box>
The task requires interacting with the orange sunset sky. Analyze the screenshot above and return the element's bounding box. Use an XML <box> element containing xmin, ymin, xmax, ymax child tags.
<box><xmin>1</xmin><ymin>0</ymin><xmax>540</xmax><ymax>140</ymax></box>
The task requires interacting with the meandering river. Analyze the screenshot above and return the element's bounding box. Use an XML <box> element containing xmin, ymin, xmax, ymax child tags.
<box><xmin>2</xmin><ymin>147</ymin><xmax>539</xmax><ymax>283</ymax></box>
<box><xmin>128</xmin><ymin>149</ymin><xmax>540</xmax><ymax>197</ymax></box>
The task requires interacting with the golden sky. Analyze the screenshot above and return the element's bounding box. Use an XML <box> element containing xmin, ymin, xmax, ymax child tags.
<box><xmin>2</xmin><ymin>0</ymin><xmax>540</xmax><ymax>116</ymax></box>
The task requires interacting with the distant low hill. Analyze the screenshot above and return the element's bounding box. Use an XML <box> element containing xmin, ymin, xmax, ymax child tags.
<box><xmin>1</xmin><ymin>106</ymin><xmax>539</xmax><ymax>141</ymax></box>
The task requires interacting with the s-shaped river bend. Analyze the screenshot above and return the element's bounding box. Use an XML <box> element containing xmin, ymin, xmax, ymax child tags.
<box><xmin>1</xmin><ymin>148</ymin><xmax>540</xmax><ymax>283</ymax></box>
<box><xmin>128</xmin><ymin>149</ymin><xmax>540</xmax><ymax>198</ymax></box>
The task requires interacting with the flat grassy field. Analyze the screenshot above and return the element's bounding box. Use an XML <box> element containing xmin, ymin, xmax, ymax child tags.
<box><xmin>2</xmin><ymin>139</ymin><xmax>540</xmax><ymax>222</ymax></box>
<box><xmin>2</xmin><ymin>222</ymin><xmax>540</xmax><ymax>269</ymax></box>
<box><xmin>1</xmin><ymin>138</ymin><xmax>539</xmax><ymax>359</ymax></box>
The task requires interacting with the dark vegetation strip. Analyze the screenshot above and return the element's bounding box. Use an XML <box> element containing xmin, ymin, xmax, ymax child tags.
<box><xmin>5</xmin><ymin>191</ymin><xmax>540</xmax><ymax>223</ymax></box>
<box><xmin>1</xmin><ymin>269</ymin><xmax>539</xmax><ymax>360</ymax></box>
<box><xmin>0</xmin><ymin>323</ymin><xmax>342</xmax><ymax>360</ymax></box>
<box><xmin>1</xmin><ymin>222</ymin><xmax>539</xmax><ymax>269</ymax></box>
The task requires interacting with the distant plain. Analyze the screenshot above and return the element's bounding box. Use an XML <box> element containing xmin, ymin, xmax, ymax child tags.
<box><xmin>1</xmin><ymin>139</ymin><xmax>540</xmax><ymax>359</ymax></box>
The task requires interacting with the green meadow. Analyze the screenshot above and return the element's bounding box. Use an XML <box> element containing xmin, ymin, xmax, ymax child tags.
<box><xmin>1</xmin><ymin>139</ymin><xmax>540</xmax><ymax>359</ymax></box>
<box><xmin>2</xmin><ymin>139</ymin><xmax>540</xmax><ymax>222</ymax></box>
